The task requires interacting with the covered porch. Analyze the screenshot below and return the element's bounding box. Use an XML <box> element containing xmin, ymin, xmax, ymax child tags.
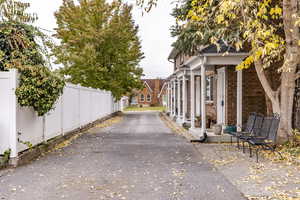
<box><xmin>166</xmin><ymin>64</ymin><xmax>202</xmax><ymax>126</ymax></box>
<box><xmin>164</xmin><ymin>41</ymin><xmax>274</xmax><ymax>141</ymax></box>
<box><xmin>188</xmin><ymin>51</ymin><xmax>248</xmax><ymax>138</ymax></box>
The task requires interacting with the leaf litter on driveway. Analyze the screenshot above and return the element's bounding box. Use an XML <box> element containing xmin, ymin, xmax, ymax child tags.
<box><xmin>160</xmin><ymin>113</ymin><xmax>300</xmax><ymax>200</ymax></box>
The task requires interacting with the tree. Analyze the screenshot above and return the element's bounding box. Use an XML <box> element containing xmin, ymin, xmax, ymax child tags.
<box><xmin>54</xmin><ymin>0</ymin><xmax>144</xmax><ymax>100</ymax></box>
<box><xmin>165</xmin><ymin>0</ymin><xmax>300</xmax><ymax>142</ymax></box>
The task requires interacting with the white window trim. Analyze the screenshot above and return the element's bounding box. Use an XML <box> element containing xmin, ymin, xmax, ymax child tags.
<box><xmin>146</xmin><ymin>94</ymin><xmax>151</xmax><ymax>102</ymax></box>
<box><xmin>206</xmin><ymin>75</ymin><xmax>214</xmax><ymax>102</ymax></box>
<box><xmin>140</xmin><ymin>94</ymin><xmax>145</xmax><ymax>102</ymax></box>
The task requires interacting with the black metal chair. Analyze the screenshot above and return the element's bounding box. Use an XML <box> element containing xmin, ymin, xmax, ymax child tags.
<box><xmin>238</xmin><ymin>113</ymin><xmax>264</xmax><ymax>153</ymax></box>
<box><xmin>239</xmin><ymin>116</ymin><xmax>273</xmax><ymax>153</ymax></box>
<box><xmin>247</xmin><ymin>114</ymin><xmax>282</xmax><ymax>162</ymax></box>
<box><xmin>228</xmin><ymin>112</ymin><xmax>257</xmax><ymax>148</ymax></box>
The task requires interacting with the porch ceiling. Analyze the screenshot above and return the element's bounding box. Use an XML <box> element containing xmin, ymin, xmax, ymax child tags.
<box><xmin>204</xmin><ymin>53</ymin><xmax>249</xmax><ymax>66</ymax></box>
<box><xmin>186</xmin><ymin>53</ymin><xmax>249</xmax><ymax>70</ymax></box>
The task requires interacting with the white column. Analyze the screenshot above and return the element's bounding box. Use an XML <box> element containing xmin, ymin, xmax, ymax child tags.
<box><xmin>190</xmin><ymin>70</ymin><xmax>195</xmax><ymax>128</ymax></box>
<box><xmin>201</xmin><ymin>64</ymin><xmax>206</xmax><ymax>134</ymax></box>
<box><xmin>169</xmin><ymin>81</ymin><xmax>173</xmax><ymax>115</ymax></box>
<box><xmin>196</xmin><ymin>76</ymin><xmax>201</xmax><ymax>117</ymax></box>
<box><xmin>166</xmin><ymin>83</ymin><xmax>169</xmax><ymax>112</ymax></box>
<box><xmin>237</xmin><ymin>70</ymin><xmax>243</xmax><ymax>132</ymax></box>
<box><xmin>182</xmin><ymin>75</ymin><xmax>187</xmax><ymax>123</ymax></box>
<box><xmin>168</xmin><ymin>83</ymin><xmax>171</xmax><ymax>113</ymax></box>
<box><xmin>172</xmin><ymin>80</ymin><xmax>176</xmax><ymax>116</ymax></box>
<box><xmin>177</xmin><ymin>79</ymin><xmax>181</xmax><ymax>121</ymax></box>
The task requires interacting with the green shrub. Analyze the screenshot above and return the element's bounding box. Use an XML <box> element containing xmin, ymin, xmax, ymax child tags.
<box><xmin>16</xmin><ymin>65</ymin><xmax>65</xmax><ymax>116</ymax></box>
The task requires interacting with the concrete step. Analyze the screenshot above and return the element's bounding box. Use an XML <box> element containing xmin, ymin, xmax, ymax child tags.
<box><xmin>206</xmin><ymin>133</ymin><xmax>237</xmax><ymax>143</ymax></box>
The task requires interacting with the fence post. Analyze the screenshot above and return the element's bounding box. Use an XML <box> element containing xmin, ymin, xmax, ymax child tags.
<box><xmin>78</xmin><ymin>84</ymin><xmax>81</xmax><ymax>128</ymax></box>
<box><xmin>9</xmin><ymin>69</ymin><xmax>18</xmax><ymax>164</ymax></box>
<box><xmin>61</xmin><ymin>88</ymin><xmax>64</xmax><ymax>136</ymax></box>
<box><xmin>42</xmin><ymin>116</ymin><xmax>46</xmax><ymax>142</ymax></box>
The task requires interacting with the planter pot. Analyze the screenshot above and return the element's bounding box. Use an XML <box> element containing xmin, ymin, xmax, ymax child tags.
<box><xmin>213</xmin><ymin>124</ymin><xmax>222</xmax><ymax>135</ymax></box>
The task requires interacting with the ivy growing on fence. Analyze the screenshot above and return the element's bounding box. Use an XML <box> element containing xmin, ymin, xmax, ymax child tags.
<box><xmin>0</xmin><ymin>22</ymin><xmax>65</xmax><ymax>116</ymax></box>
<box><xmin>16</xmin><ymin>65</ymin><xmax>65</xmax><ymax>116</ymax></box>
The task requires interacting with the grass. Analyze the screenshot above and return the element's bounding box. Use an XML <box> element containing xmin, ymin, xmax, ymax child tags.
<box><xmin>123</xmin><ymin>106</ymin><xmax>165</xmax><ymax>112</ymax></box>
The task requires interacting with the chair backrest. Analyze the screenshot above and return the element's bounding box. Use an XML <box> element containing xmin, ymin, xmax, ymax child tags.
<box><xmin>257</xmin><ymin>116</ymin><xmax>273</xmax><ymax>138</ymax></box>
<box><xmin>268</xmin><ymin>114</ymin><xmax>280</xmax><ymax>142</ymax></box>
<box><xmin>245</xmin><ymin>113</ymin><xmax>257</xmax><ymax>133</ymax></box>
<box><xmin>251</xmin><ymin>113</ymin><xmax>264</xmax><ymax>135</ymax></box>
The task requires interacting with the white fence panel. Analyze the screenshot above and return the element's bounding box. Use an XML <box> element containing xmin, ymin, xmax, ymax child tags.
<box><xmin>79</xmin><ymin>87</ymin><xmax>91</xmax><ymax>127</ymax></box>
<box><xmin>62</xmin><ymin>84</ymin><xmax>80</xmax><ymax>133</ymax></box>
<box><xmin>17</xmin><ymin>106</ymin><xmax>44</xmax><ymax>152</ymax></box>
<box><xmin>91</xmin><ymin>91</ymin><xmax>100</xmax><ymax>121</ymax></box>
<box><xmin>0</xmin><ymin>72</ymin><xmax>13</xmax><ymax>154</ymax></box>
<box><xmin>44</xmin><ymin>97</ymin><xmax>63</xmax><ymax>140</ymax></box>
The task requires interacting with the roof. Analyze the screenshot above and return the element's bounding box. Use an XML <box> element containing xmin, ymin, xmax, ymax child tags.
<box><xmin>199</xmin><ymin>40</ymin><xmax>244</xmax><ymax>54</ymax></box>
<box><xmin>158</xmin><ymin>81</ymin><xmax>168</xmax><ymax>98</ymax></box>
<box><xmin>141</xmin><ymin>79</ymin><xmax>167</xmax><ymax>93</ymax></box>
<box><xmin>167</xmin><ymin>40</ymin><xmax>247</xmax><ymax>61</ymax></box>
<box><xmin>159</xmin><ymin>79</ymin><xmax>167</xmax><ymax>91</ymax></box>
<box><xmin>168</xmin><ymin>47</ymin><xmax>180</xmax><ymax>60</ymax></box>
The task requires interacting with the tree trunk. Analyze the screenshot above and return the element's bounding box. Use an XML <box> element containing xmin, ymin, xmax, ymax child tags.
<box><xmin>279</xmin><ymin>72</ymin><xmax>296</xmax><ymax>141</ymax></box>
<box><xmin>279</xmin><ymin>0</ymin><xmax>300</xmax><ymax>142</ymax></box>
<box><xmin>254</xmin><ymin>60</ymin><xmax>281</xmax><ymax>113</ymax></box>
<box><xmin>265</xmin><ymin>94</ymin><xmax>273</xmax><ymax>115</ymax></box>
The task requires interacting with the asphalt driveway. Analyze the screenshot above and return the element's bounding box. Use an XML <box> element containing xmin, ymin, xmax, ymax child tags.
<box><xmin>0</xmin><ymin>112</ymin><xmax>245</xmax><ymax>200</ymax></box>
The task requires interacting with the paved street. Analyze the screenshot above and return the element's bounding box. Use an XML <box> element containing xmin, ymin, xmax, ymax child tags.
<box><xmin>0</xmin><ymin>112</ymin><xmax>245</xmax><ymax>200</ymax></box>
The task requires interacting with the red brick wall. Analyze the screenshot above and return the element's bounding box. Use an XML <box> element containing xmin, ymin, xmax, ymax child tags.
<box><xmin>153</xmin><ymin>80</ymin><xmax>160</xmax><ymax>105</ymax></box>
<box><xmin>137</xmin><ymin>87</ymin><xmax>153</xmax><ymax>105</ymax></box>
<box><xmin>136</xmin><ymin>80</ymin><xmax>166</xmax><ymax>106</ymax></box>
<box><xmin>225</xmin><ymin>66</ymin><xmax>266</xmax><ymax>125</ymax></box>
<box><xmin>242</xmin><ymin>67</ymin><xmax>267</xmax><ymax>122</ymax></box>
<box><xmin>226</xmin><ymin>67</ymin><xmax>238</xmax><ymax>125</ymax></box>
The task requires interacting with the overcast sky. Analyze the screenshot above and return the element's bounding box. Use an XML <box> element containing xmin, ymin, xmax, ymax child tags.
<box><xmin>27</xmin><ymin>0</ymin><xmax>175</xmax><ymax>79</ymax></box>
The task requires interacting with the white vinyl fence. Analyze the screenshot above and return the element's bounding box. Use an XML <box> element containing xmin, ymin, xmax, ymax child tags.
<box><xmin>0</xmin><ymin>69</ymin><xmax>120</xmax><ymax>159</ymax></box>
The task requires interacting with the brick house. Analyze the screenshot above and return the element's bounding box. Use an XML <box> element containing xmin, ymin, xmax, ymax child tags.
<box><xmin>132</xmin><ymin>79</ymin><xmax>167</xmax><ymax>107</ymax></box>
<box><xmin>166</xmin><ymin>41</ymin><xmax>267</xmax><ymax>137</ymax></box>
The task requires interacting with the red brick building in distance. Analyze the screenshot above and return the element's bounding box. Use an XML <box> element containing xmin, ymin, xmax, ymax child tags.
<box><xmin>132</xmin><ymin>79</ymin><xmax>167</xmax><ymax>107</ymax></box>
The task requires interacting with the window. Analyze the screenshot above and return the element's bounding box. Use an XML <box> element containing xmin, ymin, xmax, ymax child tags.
<box><xmin>206</xmin><ymin>76</ymin><xmax>214</xmax><ymax>101</ymax></box>
<box><xmin>140</xmin><ymin>94</ymin><xmax>145</xmax><ymax>102</ymax></box>
<box><xmin>146</xmin><ymin>94</ymin><xmax>151</xmax><ymax>102</ymax></box>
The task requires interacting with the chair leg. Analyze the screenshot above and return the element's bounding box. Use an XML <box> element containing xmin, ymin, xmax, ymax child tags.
<box><xmin>270</xmin><ymin>145</ymin><xmax>283</xmax><ymax>160</ymax></box>
<box><xmin>249</xmin><ymin>145</ymin><xmax>252</xmax><ymax>158</ymax></box>
<box><xmin>256</xmin><ymin>148</ymin><xmax>259</xmax><ymax>163</ymax></box>
<box><xmin>230</xmin><ymin>136</ymin><xmax>232</xmax><ymax>145</ymax></box>
<box><xmin>237</xmin><ymin>138</ymin><xmax>240</xmax><ymax>149</ymax></box>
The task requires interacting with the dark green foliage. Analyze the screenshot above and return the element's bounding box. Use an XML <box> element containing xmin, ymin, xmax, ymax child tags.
<box><xmin>0</xmin><ymin>0</ymin><xmax>65</xmax><ymax>116</ymax></box>
<box><xmin>0</xmin><ymin>23</ymin><xmax>44</xmax><ymax>70</ymax></box>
